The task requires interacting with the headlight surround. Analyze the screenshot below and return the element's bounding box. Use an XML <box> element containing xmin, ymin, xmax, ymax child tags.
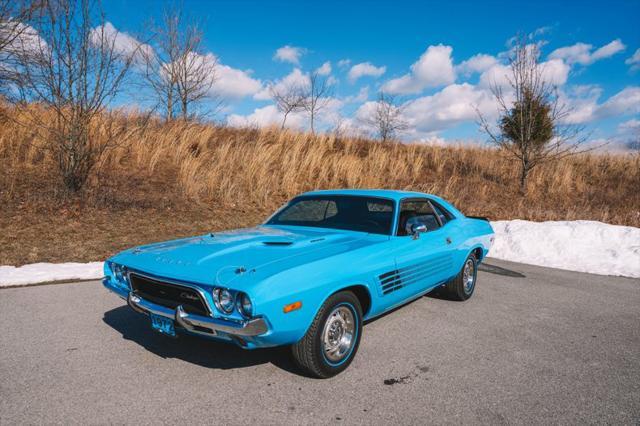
<box><xmin>110</xmin><ymin>262</ymin><xmax>129</xmax><ymax>287</ymax></box>
<box><xmin>237</xmin><ymin>292</ymin><xmax>253</xmax><ymax>318</ymax></box>
<box><xmin>212</xmin><ymin>287</ymin><xmax>235</xmax><ymax>314</ymax></box>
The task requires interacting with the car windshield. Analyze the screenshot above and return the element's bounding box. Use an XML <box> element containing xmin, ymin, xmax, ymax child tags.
<box><xmin>266</xmin><ymin>195</ymin><xmax>395</xmax><ymax>235</ymax></box>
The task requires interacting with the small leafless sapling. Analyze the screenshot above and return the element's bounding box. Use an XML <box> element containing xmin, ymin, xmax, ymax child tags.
<box><xmin>302</xmin><ymin>71</ymin><xmax>333</xmax><ymax>134</ymax></box>
<box><xmin>359</xmin><ymin>92</ymin><xmax>408</xmax><ymax>143</ymax></box>
<box><xmin>141</xmin><ymin>7</ymin><xmax>218</xmax><ymax>121</ymax></box>
<box><xmin>268</xmin><ymin>80</ymin><xmax>305</xmax><ymax>129</ymax></box>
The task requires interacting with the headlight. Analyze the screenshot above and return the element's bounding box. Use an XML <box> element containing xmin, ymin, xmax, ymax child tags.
<box><xmin>110</xmin><ymin>263</ymin><xmax>129</xmax><ymax>287</ymax></box>
<box><xmin>237</xmin><ymin>292</ymin><xmax>253</xmax><ymax>318</ymax></box>
<box><xmin>213</xmin><ymin>287</ymin><xmax>234</xmax><ymax>314</ymax></box>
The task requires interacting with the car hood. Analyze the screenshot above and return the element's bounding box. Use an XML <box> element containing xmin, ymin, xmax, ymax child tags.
<box><xmin>111</xmin><ymin>225</ymin><xmax>386</xmax><ymax>289</ymax></box>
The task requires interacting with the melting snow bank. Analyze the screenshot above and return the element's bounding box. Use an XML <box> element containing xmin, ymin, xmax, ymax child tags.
<box><xmin>1</xmin><ymin>220</ymin><xmax>639</xmax><ymax>287</ymax></box>
<box><xmin>0</xmin><ymin>262</ymin><xmax>104</xmax><ymax>287</ymax></box>
<box><xmin>489</xmin><ymin>220</ymin><xmax>640</xmax><ymax>278</ymax></box>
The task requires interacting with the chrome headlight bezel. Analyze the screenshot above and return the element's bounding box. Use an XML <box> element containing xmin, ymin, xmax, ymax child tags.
<box><xmin>109</xmin><ymin>262</ymin><xmax>129</xmax><ymax>287</ymax></box>
<box><xmin>212</xmin><ymin>287</ymin><xmax>235</xmax><ymax>314</ymax></box>
<box><xmin>237</xmin><ymin>292</ymin><xmax>253</xmax><ymax>318</ymax></box>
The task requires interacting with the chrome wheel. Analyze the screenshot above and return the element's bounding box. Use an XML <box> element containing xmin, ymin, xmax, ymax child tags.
<box><xmin>462</xmin><ymin>258</ymin><xmax>476</xmax><ymax>294</ymax></box>
<box><xmin>322</xmin><ymin>305</ymin><xmax>356</xmax><ymax>364</ymax></box>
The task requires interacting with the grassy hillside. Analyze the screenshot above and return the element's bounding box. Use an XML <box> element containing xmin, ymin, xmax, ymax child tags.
<box><xmin>1</xmin><ymin>107</ymin><xmax>639</xmax><ymax>265</ymax></box>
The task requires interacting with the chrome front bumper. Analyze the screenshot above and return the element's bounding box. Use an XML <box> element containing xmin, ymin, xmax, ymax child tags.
<box><xmin>127</xmin><ymin>293</ymin><xmax>268</xmax><ymax>337</ymax></box>
<box><xmin>102</xmin><ymin>275</ymin><xmax>268</xmax><ymax>337</ymax></box>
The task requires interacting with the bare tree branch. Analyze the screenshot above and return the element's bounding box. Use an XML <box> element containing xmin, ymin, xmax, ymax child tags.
<box><xmin>359</xmin><ymin>91</ymin><xmax>408</xmax><ymax>143</ymax></box>
<box><xmin>301</xmin><ymin>71</ymin><xmax>333</xmax><ymax>134</ymax></box>
<box><xmin>8</xmin><ymin>0</ymin><xmax>145</xmax><ymax>192</ymax></box>
<box><xmin>269</xmin><ymin>79</ymin><xmax>305</xmax><ymax>129</ymax></box>
<box><xmin>141</xmin><ymin>7</ymin><xmax>218</xmax><ymax>121</ymax></box>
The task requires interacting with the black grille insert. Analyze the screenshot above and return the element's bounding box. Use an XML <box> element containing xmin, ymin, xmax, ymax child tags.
<box><xmin>129</xmin><ymin>273</ymin><xmax>210</xmax><ymax>316</ymax></box>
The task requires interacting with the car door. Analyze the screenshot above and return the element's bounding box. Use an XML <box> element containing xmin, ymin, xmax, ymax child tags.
<box><xmin>377</xmin><ymin>198</ymin><xmax>455</xmax><ymax>306</ymax></box>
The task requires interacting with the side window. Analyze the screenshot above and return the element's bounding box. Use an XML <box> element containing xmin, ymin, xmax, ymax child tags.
<box><xmin>397</xmin><ymin>200</ymin><xmax>441</xmax><ymax>236</ymax></box>
<box><xmin>430</xmin><ymin>201</ymin><xmax>453</xmax><ymax>225</ymax></box>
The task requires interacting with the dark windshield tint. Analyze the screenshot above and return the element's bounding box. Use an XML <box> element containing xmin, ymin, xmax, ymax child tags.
<box><xmin>267</xmin><ymin>195</ymin><xmax>395</xmax><ymax>235</ymax></box>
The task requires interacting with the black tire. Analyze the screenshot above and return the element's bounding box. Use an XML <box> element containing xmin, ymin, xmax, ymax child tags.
<box><xmin>291</xmin><ymin>291</ymin><xmax>363</xmax><ymax>378</ymax></box>
<box><xmin>441</xmin><ymin>253</ymin><xmax>478</xmax><ymax>301</ymax></box>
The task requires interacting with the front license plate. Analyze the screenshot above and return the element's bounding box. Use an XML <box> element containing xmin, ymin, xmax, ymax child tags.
<box><xmin>150</xmin><ymin>313</ymin><xmax>176</xmax><ymax>337</ymax></box>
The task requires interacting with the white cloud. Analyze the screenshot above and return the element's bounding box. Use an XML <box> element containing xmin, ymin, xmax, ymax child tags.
<box><xmin>337</xmin><ymin>59</ymin><xmax>351</xmax><ymax>68</ymax></box>
<box><xmin>478</xmin><ymin>58</ymin><xmax>570</xmax><ymax>89</ymax></box>
<box><xmin>560</xmin><ymin>86</ymin><xmax>640</xmax><ymax>124</ymax></box>
<box><xmin>382</xmin><ymin>44</ymin><xmax>455</xmax><ymax>94</ymax></box>
<box><xmin>1</xmin><ymin>21</ymin><xmax>45</xmax><ymax>54</ymax></box>
<box><xmin>347</xmin><ymin>62</ymin><xmax>386</xmax><ymax>83</ymax></box>
<box><xmin>618</xmin><ymin>118</ymin><xmax>640</xmax><ymax>134</ymax></box>
<box><xmin>90</xmin><ymin>22</ymin><xmax>153</xmax><ymax>63</ymax></box>
<box><xmin>456</xmin><ymin>54</ymin><xmax>498</xmax><ymax>77</ymax></box>
<box><xmin>625</xmin><ymin>48</ymin><xmax>640</xmax><ymax>72</ymax></box>
<box><xmin>315</xmin><ymin>61</ymin><xmax>332</xmax><ymax>76</ymax></box>
<box><xmin>595</xmin><ymin>86</ymin><xmax>640</xmax><ymax>119</ymax></box>
<box><xmin>254</xmin><ymin>68</ymin><xmax>309</xmax><ymax>100</ymax></box>
<box><xmin>162</xmin><ymin>51</ymin><xmax>261</xmax><ymax>100</ymax></box>
<box><xmin>228</xmin><ymin>104</ymin><xmax>305</xmax><ymax>129</ymax></box>
<box><xmin>401</xmin><ymin>83</ymin><xmax>498</xmax><ymax>133</ymax></box>
<box><xmin>344</xmin><ymin>86</ymin><xmax>369</xmax><ymax>103</ymax></box>
<box><xmin>273</xmin><ymin>45</ymin><xmax>306</xmax><ymax>65</ymax></box>
<box><xmin>548</xmin><ymin>39</ymin><xmax>626</xmax><ymax>66</ymax></box>
<box><xmin>228</xmin><ymin>96</ymin><xmax>344</xmax><ymax>131</ymax></box>
<box><xmin>215</xmin><ymin>62</ymin><xmax>262</xmax><ymax>99</ymax></box>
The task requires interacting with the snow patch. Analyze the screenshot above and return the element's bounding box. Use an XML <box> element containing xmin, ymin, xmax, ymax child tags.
<box><xmin>0</xmin><ymin>220</ymin><xmax>638</xmax><ymax>287</ymax></box>
<box><xmin>489</xmin><ymin>220</ymin><xmax>640</xmax><ymax>278</ymax></box>
<box><xmin>0</xmin><ymin>262</ymin><xmax>103</xmax><ymax>287</ymax></box>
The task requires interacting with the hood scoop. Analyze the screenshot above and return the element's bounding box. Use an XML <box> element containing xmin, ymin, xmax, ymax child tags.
<box><xmin>262</xmin><ymin>241</ymin><xmax>294</xmax><ymax>246</ymax></box>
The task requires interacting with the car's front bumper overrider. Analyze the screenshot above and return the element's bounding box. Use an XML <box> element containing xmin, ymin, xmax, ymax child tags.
<box><xmin>127</xmin><ymin>292</ymin><xmax>268</xmax><ymax>337</ymax></box>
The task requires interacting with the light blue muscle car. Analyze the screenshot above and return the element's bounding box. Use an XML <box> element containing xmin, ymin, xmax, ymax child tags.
<box><xmin>103</xmin><ymin>189</ymin><xmax>494</xmax><ymax>377</ymax></box>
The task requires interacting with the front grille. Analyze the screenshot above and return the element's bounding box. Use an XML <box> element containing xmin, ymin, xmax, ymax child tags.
<box><xmin>129</xmin><ymin>273</ymin><xmax>210</xmax><ymax>316</ymax></box>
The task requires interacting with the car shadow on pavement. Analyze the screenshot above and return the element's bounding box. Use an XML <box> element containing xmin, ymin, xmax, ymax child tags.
<box><xmin>103</xmin><ymin>306</ymin><xmax>301</xmax><ymax>375</ymax></box>
<box><xmin>478</xmin><ymin>262</ymin><xmax>526</xmax><ymax>278</ymax></box>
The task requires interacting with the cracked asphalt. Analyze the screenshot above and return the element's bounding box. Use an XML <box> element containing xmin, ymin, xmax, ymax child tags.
<box><xmin>1</xmin><ymin>259</ymin><xmax>638</xmax><ymax>425</ymax></box>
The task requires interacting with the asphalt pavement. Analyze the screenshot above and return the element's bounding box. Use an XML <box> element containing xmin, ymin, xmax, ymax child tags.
<box><xmin>0</xmin><ymin>259</ymin><xmax>638</xmax><ymax>425</ymax></box>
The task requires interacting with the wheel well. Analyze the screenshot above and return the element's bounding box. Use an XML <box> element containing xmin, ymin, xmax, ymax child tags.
<box><xmin>337</xmin><ymin>285</ymin><xmax>371</xmax><ymax>317</ymax></box>
<box><xmin>473</xmin><ymin>247</ymin><xmax>484</xmax><ymax>261</ymax></box>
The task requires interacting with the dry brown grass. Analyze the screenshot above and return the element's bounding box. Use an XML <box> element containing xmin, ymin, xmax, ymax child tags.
<box><xmin>1</xmin><ymin>106</ymin><xmax>639</xmax><ymax>265</ymax></box>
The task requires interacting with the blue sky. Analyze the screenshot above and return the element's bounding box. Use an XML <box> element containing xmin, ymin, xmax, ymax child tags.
<box><xmin>103</xmin><ymin>0</ymin><xmax>640</xmax><ymax>148</ymax></box>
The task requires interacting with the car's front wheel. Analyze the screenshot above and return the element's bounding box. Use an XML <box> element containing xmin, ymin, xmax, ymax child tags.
<box><xmin>291</xmin><ymin>291</ymin><xmax>362</xmax><ymax>378</ymax></box>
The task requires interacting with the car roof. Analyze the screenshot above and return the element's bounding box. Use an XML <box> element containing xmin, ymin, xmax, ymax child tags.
<box><xmin>300</xmin><ymin>189</ymin><xmax>435</xmax><ymax>201</ymax></box>
<box><xmin>297</xmin><ymin>189</ymin><xmax>464</xmax><ymax>218</ymax></box>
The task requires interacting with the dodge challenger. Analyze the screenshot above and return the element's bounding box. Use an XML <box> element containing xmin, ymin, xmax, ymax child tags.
<box><xmin>103</xmin><ymin>189</ymin><xmax>494</xmax><ymax>377</ymax></box>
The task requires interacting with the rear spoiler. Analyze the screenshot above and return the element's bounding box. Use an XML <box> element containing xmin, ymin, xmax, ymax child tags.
<box><xmin>466</xmin><ymin>215</ymin><xmax>490</xmax><ymax>222</ymax></box>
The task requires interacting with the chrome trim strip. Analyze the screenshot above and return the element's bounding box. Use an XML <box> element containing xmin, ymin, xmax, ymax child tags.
<box><xmin>127</xmin><ymin>270</ymin><xmax>213</xmax><ymax>316</ymax></box>
<box><xmin>127</xmin><ymin>293</ymin><xmax>268</xmax><ymax>337</ymax></box>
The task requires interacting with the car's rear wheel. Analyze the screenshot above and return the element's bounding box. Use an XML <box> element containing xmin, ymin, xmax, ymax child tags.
<box><xmin>291</xmin><ymin>291</ymin><xmax>362</xmax><ymax>378</ymax></box>
<box><xmin>441</xmin><ymin>253</ymin><xmax>477</xmax><ymax>301</ymax></box>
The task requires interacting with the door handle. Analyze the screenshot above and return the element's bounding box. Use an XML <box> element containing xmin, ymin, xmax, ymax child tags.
<box><xmin>446</xmin><ymin>237</ymin><xmax>452</xmax><ymax>244</ymax></box>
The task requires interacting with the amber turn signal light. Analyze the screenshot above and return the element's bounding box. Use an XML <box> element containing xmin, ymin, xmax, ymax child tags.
<box><xmin>283</xmin><ymin>301</ymin><xmax>302</xmax><ymax>313</ymax></box>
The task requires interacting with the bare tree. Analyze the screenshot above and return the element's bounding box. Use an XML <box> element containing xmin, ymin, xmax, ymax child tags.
<box><xmin>302</xmin><ymin>71</ymin><xmax>333</xmax><ymax>133</ymax></box>
<box><xmin>141</xmin><ymin>8</ymin><xmax>217</xmax><ymax>121</ymax></box>
<box><xmin>0</xmin><ymin>0</ymin><xmax>42</xmax><ymax>88</ymax></box>
<box><xmin>269</xmin><ymin>80</ymin><xmax>305</xmax><ymax>129</ymax></box>
<box><xmin>10</xmin><ymin>0</ymin><xmax>141</xmax><ymax>191</ymax></box>
<box><xmin>359</xmin><ymin>92</ymin><xmax>408</xmax><ymax>142</ymax></box>
<box><xmin>477</xmin><ymin>35</ymin><xmax>590</xmax><ymax>194</ymax></box>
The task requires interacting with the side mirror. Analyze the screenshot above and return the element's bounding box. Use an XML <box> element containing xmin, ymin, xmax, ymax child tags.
<box><xmin>410</xmin><ymin>223</ymin><xmax>427</xmax><ymax>239</ymax></box>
